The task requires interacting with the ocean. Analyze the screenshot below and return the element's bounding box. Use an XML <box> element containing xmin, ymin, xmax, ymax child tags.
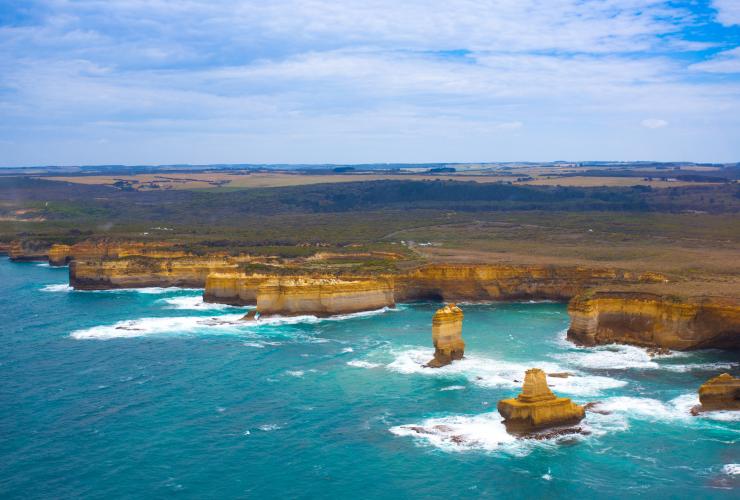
<box><xmin>1</xmin><ymin>257</ymin><xmax>738</xmax><ymax>498</ymax></box>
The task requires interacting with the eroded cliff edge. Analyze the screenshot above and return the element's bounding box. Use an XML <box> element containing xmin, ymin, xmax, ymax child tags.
<box><xmin>567</xmin><ymin>291</ymin><xmax>740</xmax><ymax>350</ymax></box>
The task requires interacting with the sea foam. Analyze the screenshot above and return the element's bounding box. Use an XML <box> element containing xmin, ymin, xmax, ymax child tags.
<box><xmin>41</xmin><ymin>284</ymin><xmax>73</xmax><ymax>292</ymax></box>
<box><xmin>157</xmin><ymin>295</ymin><xmax>243</xmax><ymax>311</ymax></box>
<box><xmin>386</xmin><ymin>347</ymin><xmax>626</xmax><ymax>397</ymax></box>
<box><xmin>71</xmin><ymin>306</ymin><xmax>397</xmax><ymax>340</ymax></box>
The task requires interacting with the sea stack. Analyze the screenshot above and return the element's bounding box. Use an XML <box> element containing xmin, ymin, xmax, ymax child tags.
<box><xmin>426</xmin><ymin>303</ymin><xmax>465</xmax><ymax>368</ymax></box>
<box><xmin>497</xmin><ymin>368</ymin><xmax>585</xmax><ymax>434</ymax></box>
<box><xmin>694</xmin><ymin>373</ymin><xmax>740</xmax><ymax>413</ymax></box>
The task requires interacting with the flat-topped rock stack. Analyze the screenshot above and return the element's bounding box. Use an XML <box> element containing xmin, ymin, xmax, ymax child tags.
<box><xmin>497</xmin><ymin>368</ymin><xmax>585</xmax><ymax>434</ymax></box>
<box><xmin>694</xmin><ymin>373</ymin><xmax>740</xmax><ymax>413</ymax></box>
<box><xmin>426</xmin><ymin>304</ymin><xmax>465</xmax><ymax>368</ymax></box>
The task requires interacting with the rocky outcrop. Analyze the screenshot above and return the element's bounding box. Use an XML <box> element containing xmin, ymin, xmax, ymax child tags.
<box><xmin>567</xmin><ymin>292</ymin><xmax>740</xmax><ymax>350</ymax></box>
<box><xmin>694</xmin><ymin>373</ymin><xmax>740</xmax><ymax>412</ymax></box>
<box><xmin>8</xmin><ymin>240</ymin><xmax>51</xmax><ymax>261</ymax></box>
<box><xmin>70</xmin><ymin>256</ymin><xmax>241</xmax><ymax>289</ymax></box>
<box><xmin>426</xmin><ymin>304</ymin><xmax>465</xmax><ymax>367</ymax></box>
<box><xmin>256</xmin><ymin>277</ymin><xmax>395</xmax><ymax>317</ymax></box>
<box><xmin>497</xmin><ymin>368</ymin><xmax>585</xmax><ymax>433</ymax></box>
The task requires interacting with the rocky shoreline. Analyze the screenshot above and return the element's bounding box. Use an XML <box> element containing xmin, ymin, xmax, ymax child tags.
<box><xmin>7</xmin><ymin>238</ymin><xmax>739</xmax><ymax>351</ymax></box>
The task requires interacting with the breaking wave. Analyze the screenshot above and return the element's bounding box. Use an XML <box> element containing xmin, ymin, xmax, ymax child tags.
<box><xmin>347</xmin><ymin>360</ymin><xmax>382</xmax><ymax>369</ymax></box>
<box><xmin>391</xmin><ymin>392</ymin><xmax>738</xmax><ymax>455</ymax></box>
<box><xmin>555</xmin><ymin>343</ymin><xmax>738</xmax><ymax>372</ymax></box>
<box><xmin>157</xmin><ymin>295</ymin><xmax>244</xmax><ymax>311</ymax></box>
<box><xmin>41</xmin><ymin>284</ymin><xmax>73</xmax><ymax>292</ymax></box>
<box><xmin>386</xmin><ymin>347</ymin><xmax>626</xmax><ymax>397</ymax></box>
<box><xmin>71</xmin><ymin>306</ymin><xmax>398</xmax><ymax>340</ymax></box>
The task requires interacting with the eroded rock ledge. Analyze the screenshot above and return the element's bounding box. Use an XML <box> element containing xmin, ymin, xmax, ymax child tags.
<box><xmin>567</xmin><ymin>291</ymin><xmax>740</xmax><ymax>350</ymax></box>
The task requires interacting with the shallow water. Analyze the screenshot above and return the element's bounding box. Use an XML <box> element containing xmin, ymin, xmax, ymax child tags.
<box><xmin>1</xmin><ymin>257</ymin><xmax>738</xmax><ymax>498</ymax></box>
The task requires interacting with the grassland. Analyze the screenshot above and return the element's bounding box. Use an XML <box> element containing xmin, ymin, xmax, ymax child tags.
<box><xmin>1</xmin><ymin>172</ymin><xmax>738</xmax><ymax>298</ymax></box>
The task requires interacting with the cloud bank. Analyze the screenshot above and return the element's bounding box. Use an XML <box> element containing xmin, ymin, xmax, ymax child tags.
<box><xmin>0</xmin><ymin>0</ymin><xmax>739</xmax><ymax>164</ymax></box>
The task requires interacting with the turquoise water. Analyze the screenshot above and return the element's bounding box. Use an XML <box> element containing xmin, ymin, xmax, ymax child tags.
<box><xmin>1</xmin><ymin>257</ymin><xmax>738</xmax><ymax>499</ymax></box>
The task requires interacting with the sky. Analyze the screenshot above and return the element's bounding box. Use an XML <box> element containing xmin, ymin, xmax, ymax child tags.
<box><xmin>1</xmin><ymin>0</ymin><xmax>739</xmax><ymax>166</ymax></box>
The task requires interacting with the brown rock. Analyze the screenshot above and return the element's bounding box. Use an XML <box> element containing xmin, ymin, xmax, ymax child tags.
<box><xmin>548</xmin><ymin>372</ymin><xmax>573</xmax><ymax>378</ymax></box>
<box><xmin>48</xmin><ymin>244</ymin><xmax>72</xmax><ymax>266</ymax></box>
<box><xmin>567</xmin><ymin>291</ymin><xmax>740</xmax><ymax>350</ymax></box>
<box><xmin>497</xmin><ymin>368</ymin><xmax>585</xmax><ymax>434</ymax></box>
<box><xmin>426</xmin><ymin>304</ymin><xmax>465</xmax><ymax>368</ymax></box>
<box><xmin>242</xmin><ymin>310</ymin><xmax>260</xmax><ymax>321</ymax></box>
<box><xmin>696</xmin><ymin>373</ymin><xmax>740</xmax><ymax>412</ymax></box>
<box><xmin>8</xmin><ymin>240</ymin><xmax>50</xmax><ymax>262</ymax></box>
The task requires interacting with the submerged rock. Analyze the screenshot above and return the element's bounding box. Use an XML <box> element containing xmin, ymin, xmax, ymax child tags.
<box><xmin>426</xmin><ymin>304</ymin><xmax>465</xmax><ymax>368</ymax></box>
<box><xmin>693</xmin><ymin>373</ymin><xmax>740</xmax><ymax>413</ymax></box>
<box><xmin>497</xmin><ymin>368</ymin><xmax>585</xmax><ymax>434</ymax></box>
<box><xmin>241</xmin><ymin>310</ymin><xmax>260</xmax><ymax>321</ymax></box>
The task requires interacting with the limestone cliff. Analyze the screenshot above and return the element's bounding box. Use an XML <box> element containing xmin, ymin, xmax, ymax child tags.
<box><xmin>70</xmin><ymin>256</ymin><xmax>241</xmax><ymax>289</ymax></box>
<box><xmin>497</xmin><ymin>368</ymin><xmax>585</xmax><ymax>433</ymax></box>
<box><xmin>48</xmin><ymin>244</ymin><xmax>72</xmax><ymax>266</ymax></box>
<box><xmin>256</xmin><ymin>277</ymin><xmax>395</xmax><ymax>317</ymax></box>
<box><xmin>394</xmin><ymin>264</ymin><xmax>663</xmax><ymax>302</ymax></box>
<box><xmin>8</xmin><ymin>240</ymin><xmax>51</xmax><ymax>261</ymax></box>
<box><xmin>203</xmin><ymin>263</ymin><xmax>664</xmax><ymax>307</ymax></box>
<box><xmin>203</xmin><ymin>273</ymin><xmax>271</xmax><ymax>305</ymax></box>
<box><xmin>695</xmin><ymin>373</ymin><xmax>740</xmax><ymax>412</ymax></box>
<box><xmin>426</xmin><ymin>304</ymin><xmax>465</xmax><ymax>367</ymax></box>
<box><xmin>567</xmin><ymin>292</ymin><xmax>740</xmax><ymax>350</ymax></box>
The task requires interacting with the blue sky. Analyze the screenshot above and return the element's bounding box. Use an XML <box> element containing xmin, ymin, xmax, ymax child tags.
<box><xmin>1</xmin><ymin>0</ymin><xmax>739</xmax><ymax>166</ymax></box>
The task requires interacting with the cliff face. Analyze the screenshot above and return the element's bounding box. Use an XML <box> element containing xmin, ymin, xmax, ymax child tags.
<box><xmin>70</xmin><ymin>257</ymin><xmax>241</xmax><ymax>289</ymax></box>
<box><xmin>204</xmin><ymin>273</ymin><xmax>269</xmax><ymax>305</ymax></box>
<box><xmin>427</xmin><ymin>304</ymin><xmax>465</xmax><ymax>367</ymax></box>
<box><xmin>48</xmin><ymin>244</ymin><xmax>72</xmax><ymax>266</ymax></box>
<box><xmin>567</xmin><ymin>292</ymin><xmax>740</xmax><ymax>350</ymax></box>
<box><xmin>256</xmin><ymin>277</ymin><xmax>395</xmax><ymax>317</ymax></box>
<box><xmin>697</xmin><ymin>373</ymin><xmax>740</xmax><ymax>412</ymax></box>
<box><xmin>497</xmin><ymin>368</ymin><xmax>585</xmax><ymax>433</ymax></box>
<box><xmin>202</xmin><ymin>263</ymin><xmax>664</xmax><ymax>307</ymax></box>
<box><xmin>8</xmin><ymin>240</ymin><xmax>51</xmax><ymax>261</ymax></box>
<box><xmin>395</xmin><ymin>264</ymin><xmax>663</xmax><ymax>302</ymax></box>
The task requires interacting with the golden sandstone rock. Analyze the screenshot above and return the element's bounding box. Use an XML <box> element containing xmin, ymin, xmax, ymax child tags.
<box><xmin>695</xmin><ymin>373</ymin><xmax>740</xmax><ymax>412</ymax></box>
<box><xmin>70</xmin><ymin>256</ymin><xmax>242</xmax><ymax>289</ymax></box>
<box><xmin>497</xmin><ymin>369</ymin><xmax>585</xmax><ymax>433</ymax></box>
<box><xmin>8</xmin><ymin>240</ymin><xmax>50</xmax><ymax>261</ymax></box>
<box><xmin>48</xmin><ymin>244</ymin><xmax>72</xmax><ymax>266</ymax></box>
<box><xmin>426</xmin><ymin>304</ymin><xmax>465</xmax><ymax>368</ymax></box>
<box><xmin>567</xmin><ymin>291</ymin><xmax>740</xmax><ymax>350</ymax></box>
<box><xmin>256</xmin><ymin>277</ymin><xmax>395</xmax><ymax>317</ymax></box>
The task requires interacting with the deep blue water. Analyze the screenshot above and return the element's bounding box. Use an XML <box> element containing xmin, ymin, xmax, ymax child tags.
<box><xmin>1</xmin><ymin>257</ymin><xmax>738</xmax><ymax>499</ymax></box>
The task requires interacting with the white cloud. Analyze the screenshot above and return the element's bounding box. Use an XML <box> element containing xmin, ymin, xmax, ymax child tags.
<box><xmin>0</xmin><ymin>0</ymin><xmax>739</xmax><ymax>164</ymax></box>
<box><xmin>713</xmin><ymin>0</ymin><xmax>740</xmax><ymax>26</ymax></box>
<box><xmin>690</xmin><ymin>47</ymin><xmax>740</xmax><ymax>74</ymax></box>
<box><xmin>641</xmin><ymin>118</ymin><xmax>668</xmax><ymax>129</ymax></box>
